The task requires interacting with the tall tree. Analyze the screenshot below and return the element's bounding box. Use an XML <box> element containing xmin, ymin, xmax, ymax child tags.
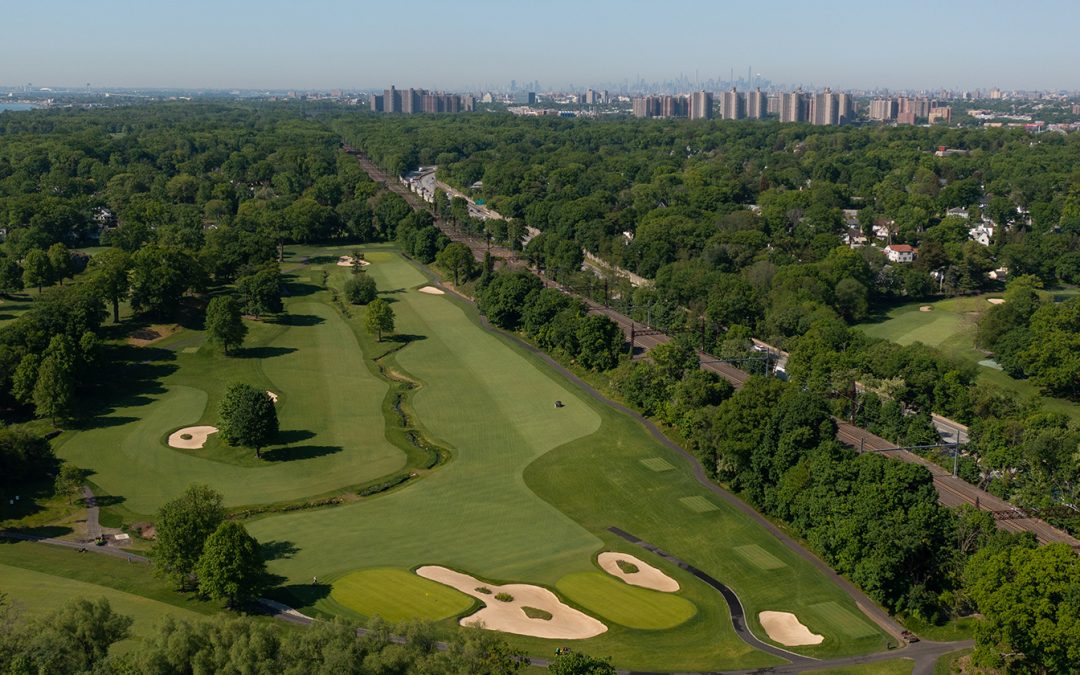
<box><xmin>195</xmin><ymin>521</ymin><xmax>267</xmax><ymax>608</ymax></box>
<box><xmin>47</xmin><ymin>243</ymin><xmax>71</xmax><ymax>286</ymax></box>
<box><xmin>89</xmin><ymin>248</ymin><xmax>131</xmax><ymax>324</ymax></box>
<box><xmin>153</xmin><ymin>485</ymin><xmax>226</xmax><ymax>589</ymax></box>
<box><xmin>53</xmin><ymin>463</ymin><xmax>82</xmax><ymax>504</ymax></box>
<box><xmin>344</xmin><ymin>274</ymin><xmax>377</xmax><ymax>305</ymax></box>
<box><xmin>22</xmin><ymin>248</ymin><xmax>51</xmax><ymax>293</ymax></box>
<box><xmin>364</xmin><ymin>298</ymin><xmax>395</xmax><ymax>341</ymax></box>
<box><xmin>436</xmin><ymin>242</ymin><xmax>476</xmax><ymax>286</ymax></box>
<box><xmin>235</xmin><ymin>265</ymin><xmax>282</xmax><ymax>318</ymax></box>
<box><xmin>33</xmin><ymin>334</ymin><xmax>77</xmax><ymax>424</ymax></box>
<box><xmin>218</xmin><ymin>384</ymin><xmax>278</xmax><ymax>458</ymax></box>
<box><xmin>205</xmin><ymin>296</ymin><xmax>247</xmax><ymax>355</ymax></box>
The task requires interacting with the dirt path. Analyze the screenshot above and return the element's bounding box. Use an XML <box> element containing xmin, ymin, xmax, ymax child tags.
<box><xmin>81</xmin><ymin>485</ymin><xmax>100</xmax><ymax>542</ymax></box>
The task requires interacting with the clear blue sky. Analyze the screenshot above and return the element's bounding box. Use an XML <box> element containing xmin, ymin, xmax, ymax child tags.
<box><xmin>3</xmin><ymin>0</ymin><xmax>1076</xmax><ymax>91</ymax></box>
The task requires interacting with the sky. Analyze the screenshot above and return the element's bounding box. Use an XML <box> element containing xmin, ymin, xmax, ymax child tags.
<box><xmin>2</xmin><ymin>0</ymin><xmax>1077</xmax><ymax>92</ymax></box>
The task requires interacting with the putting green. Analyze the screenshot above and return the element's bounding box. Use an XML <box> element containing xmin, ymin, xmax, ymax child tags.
<box><xmin>329</xmin><ymin>568</ymin><xmax>474</xmax><ymax>621</ymax></box>
<box><xmin>55</xmin><ymin>290</ymin><xmax>407</xmax><ymax>515</ymax></box>
<box><xmin>556</xmin><ymin>572</ymin><xmax>696</xmax><ymax>630</ymax></box>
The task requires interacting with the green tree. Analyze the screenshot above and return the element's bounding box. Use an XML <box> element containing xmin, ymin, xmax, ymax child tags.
<box><xmin>153</xmin><ymin>484</ymin><xmax>226</xmax><ymax>589</ymax></box>
<box><xmin>205</xmin><ymin>295</ymin><xmax>247</xmax><ymax>355</ymax></box>
<box><xmin>219</xmin><ymin>383</ymin><xmax>279</xmax><ymax>458</ymax></box>
<box><xmin>195</xmin><ymin>521</ymin><xmax>267</xmax><ymax>608</ymax></box>
<box><xmin>478</xmin><ymin>270</ymin><xmax>542</xmax><ymax>329</ymax></box>
<box><xmin>575</xmin><ymin>315</ymin><xmax>624</xmax><ymax>371</ymax></box>
<box><xmin>3</xmin><ymin>598</ymin><xmax>132</xmax><ymax>673</ymax></box>
<box><xmin>235</xmin><ymin>265</ymin><xmax>282</xmax><ymax>318</ymax></box>
<box><xmin>344</xmin><ymin>274</ymin><xmax>377</xmax><ymax>305</ymax></box>
<box><xmin>129</xmin><ymin>245</ymin><xmax>201</xmax><ymax>317</ymax></box>
<box><xmin>966</xmin><ymin>542</ymin><xmax>1080</xmax><ymax>673</ymax></box>
<box><xmin>89</xmin><ymin>248</ymin><xmax>131</xmax><ymax>323</ymax></box>
<box><xmin>365</xmin><ymin>298</ymin><xmax>395</xmax><ymax>341</ymax></box>
<box><xmin>33</xmin><ymin>334</ymin><xmax>77</xmax><ymax>424</ymax></box>
<box><xmin>0</xmin><ymin>256</ymin><xmax>23</xmax><ymax>295</ymax></box>
<box><xmin>436</xmin><ymin>242</ymin><xmax>477</xmax><ymax>286</ymax></box>
<box><xmin>22</xmin><ymin>248</ymin><xmax>51</xmax><ymax>293</ymax></box>
<box><xmin>53</xmin><ymin>463</ymin><xmax>82</xmax><ymax>504</ymax></box>
<box><xmin>47</xmin><ymin>243</ymin><xmax>71</xmax><ymax>286</ymax></box>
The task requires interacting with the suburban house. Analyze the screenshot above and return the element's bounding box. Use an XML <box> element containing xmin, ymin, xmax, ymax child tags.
<box><xmin>969</xmin><ymin>222</ymin><xmax>994</xmax><ymax>246</ymax></box>
<box><xmin>884</xmin><ymin>244</ymin><xmax>917</xmax><ymax>263</ymax></box>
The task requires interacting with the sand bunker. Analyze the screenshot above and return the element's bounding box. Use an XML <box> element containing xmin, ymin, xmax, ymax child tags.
<box><xmin>919</xmin><ymin>305</ymin><xmax>933</xmax><ymax>312</ymax></box>
<box><xmin>418</xmin><ymin>286</ymin><xmax>445</xmax><ymax>295</ymax></box>
<box><xmin>337</xmin><ymin>256</ymin><xmax>370</xmax><ymax>267</ymax></box>
<box><xmin>167</xmin><ymin>426</ymin><xmax>219</xmax><ymax>449</ymax></box>
<box><xmin>266</xmin><ymin>391</ymin><xmax>279</xmax><ymax>403</ymax></box>
<box><xmin>416</xmin><ymin>566</ymin><xmax>607</xmax><ymax>640</ymax></box>
<box><xmin>759</xmin><ymin>611</ymin><xmax>823</xmax><ymax>646</ymax></box>
<box><xmin>597</xmin><ymin>552</ymin><xmax>679</xmax><ymax>592</ymax></box>
<box><xmin>987</xmin><ymin>298</ymin><xmax>1006</xmax><ymax>305</ymax></box>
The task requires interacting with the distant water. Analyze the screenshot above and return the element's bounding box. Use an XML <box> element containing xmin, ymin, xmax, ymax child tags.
<box><xmin>0</xmin><ymin>103</ymin><xmax>36</xmax><ymax>112</ymax></box>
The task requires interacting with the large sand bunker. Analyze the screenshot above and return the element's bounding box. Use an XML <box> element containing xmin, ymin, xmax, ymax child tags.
<box><xmin>167</xmin><ymin>426</ymin><xmax>219</xmax><ymax>449</ymax></box>
<box><xmin>416</xmin><ymin>566</ymin><xmax>607</xmax><ymax>640</ymax></box>
<box><xmin>759</xmin><ymin>611</ymin><xmax>823</xmax><ymax>646</ymax></box>
<box><xmin>597</xmin><ymin>552</ymin><xmax>679</xmax><ymax>592</ymax></box>
<box><xmin>919</xmin><ymin>305</ymin><xmax>933</xmax><ymax>312</ymax></box>
<box><xmin>418</xmin><ymin>286</ymin><xmax>445</xmax><ymax>295</ymax></box>
<box><xmin>337</xmin><ymin>256</ymin><xmax>370</xmax><ymax>268</ymax></box>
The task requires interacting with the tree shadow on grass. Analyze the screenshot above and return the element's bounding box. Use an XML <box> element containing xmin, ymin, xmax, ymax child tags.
<box><xmin>276</xmin><ymin>430</ymin><xmax>315</xmax><ymax>444</ymax></box>
<box><xmin>384</xmin><ymin>333</ymin><xmax>426</xmax><ymax>345</ymax></box>
<box><xmin>261</xmin><ymin>539</ymin><xmax>300</xmax><ymax>561</ymax></box>
<box><xmin>307</xmin><ymin>255</ymin><xmax>341</xmax><ymax>265</ymax></box>
<box><xmin>236</xmin><ymin>346</ymin><xmax>297</xmax><ymax>359</ymax></box>
<box><xmin>261</xmin><ymin>445</ymin><xmax>342</xmax><ymax>462</ymax></box>
<box><xmin>0</xmin><ymin>525</ymin><xmax>74</xmax><ymax>540</ymax></box>
<box><xmin>283</xmin><ymin>281</ymin><xmax>322</xmax><ymax>298</ymax></box>
<box><xmin>78</xmin><ymin>494</ymin><xmax>125</xmax><ymax>508</ymax></box>
<box><xmin>273</xmin><ymin>314</ymin><xmax>325</xmax><ymax>327</ymax></box>
<box><xmin>69</xmin><ymin>415</ymin><xmax>142</xmax><ymax>431</ymax></box>
<box><xmin>270</xmin><ymin>582</ymin><xmax>332</xmax><ymax>609</ymax></box>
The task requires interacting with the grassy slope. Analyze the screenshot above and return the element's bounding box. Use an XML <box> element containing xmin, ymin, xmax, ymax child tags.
<box><xmin>249</xmin><ymin>248</ymin><xmax>887</xmax><ymax>670</ymax></box>
<box><xmin>0</xmin><ymin>541</ymin><xmax>211</xmax><ymax>650</ymax></box>
<box><xmin>857</xmin><ymin>294</ymin><xmax>1080</xmax><ymax>422</ymax></box>
<box><xmin>53</xmin><ymin>276</ymin><xmax>407</xmax><ymax>517</ymax></box>
<box><xmin>327</xmin><ymin>568</ymin><xmax>476</xmax><ymax>622</ymax></box>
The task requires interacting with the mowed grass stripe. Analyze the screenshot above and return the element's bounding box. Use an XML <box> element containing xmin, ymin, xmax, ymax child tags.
<box><xmin>556</xmin><ymin>572</ymin><xmax>696</xmax><ymax>630</ymax></box>
<box><xmin>806</xmin><ymin>602</ymin><xmax>878</xmax><ymax>638</ymax></box>
<box><xmin>640</xmin><ymin>457</ymin><xmax>675</xmax><ymax>472</ymax></box>
<box><xmin>330</xmin><ymin>568</ymin><xmax>474</xmax><ymax>622</ymax></box>
<box><xmin>679</xmin><ymin>496</ymin><xmax>720</xmax><ymax>513</ymax></box>
<box><xmin>249</xmin><ymin>253</ymin><xmax>603</xmax><ymax>590</ymax></box>
<box><xmin>734</xmin><ymin>544</ymin><xmax>787</xmax><ymax>570</ymax></box>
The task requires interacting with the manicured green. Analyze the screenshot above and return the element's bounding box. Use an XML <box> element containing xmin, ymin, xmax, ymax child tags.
<box><xmin>556</xmin><ymin>572</ymin><xmax>697</xmax><ymax>630</ymax></box>
<box><xmin>328</xmin><ymin>568</ymin><xmax>474</xmax><ymax>621</ymax></box>
<box><xmin>54</xmin><ymin>281</ymin><xmax>407</xmax><ymax>516</ymax></box>
<box><xmin>857</xmin><ymin>294</ymin><xmax>1080</xmax><ymax>422</ymax></box>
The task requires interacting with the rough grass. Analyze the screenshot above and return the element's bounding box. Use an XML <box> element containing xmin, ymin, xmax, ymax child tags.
<box><xmin>0</xmin><ymin>540</ymin><xmax>217</xmax><ymax>652</ymax></box>
<box><xmin>805</xmin><ymin>659</ymin><xmax>914</xmax><ymax>674</ymax></box>
<box><xmin>327</xmin><ymin>568</ymin><xmax>474</xmax><ymax>622</ymax></box>
<box><xmin>615</xmin><ymin>559</ymin><xmax>639</xmax><ymax>574</ymax></box>
<box><xmin>521</xmin><ymin>606</ymin><xmax>552</xmax><ymax>620</ymax></box>
<box><xmin>556</xmin><ymin>572</ymin><xmax>697</xmax><ymax>630</ymax></box>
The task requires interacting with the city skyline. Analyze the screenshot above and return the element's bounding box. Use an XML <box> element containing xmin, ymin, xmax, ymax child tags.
<box><xmin>3</xmin><ymin>0</ymin><xmax>1078</xmax><ymax>92</ymax></box>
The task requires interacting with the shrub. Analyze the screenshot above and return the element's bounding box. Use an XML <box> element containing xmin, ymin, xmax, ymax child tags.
<box><xmin>475</xmin><ymin>586</ymin><xmax>492</xmax><ymax>595</ymax></box>
<box><xmin>494</xmin><ymin>592</ymin><xmax>514</xmax><ymax>602</ymax></box>
<box><xmin>615</xmin><ymin>559</ymin><xmax>639</xmax><ymax>574</ymax></box>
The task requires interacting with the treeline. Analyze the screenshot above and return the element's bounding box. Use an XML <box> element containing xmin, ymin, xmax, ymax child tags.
<box><xmin>0</xmin><ymin>597</ymin><xmax>532</xmax><ymax>675</ymax></box>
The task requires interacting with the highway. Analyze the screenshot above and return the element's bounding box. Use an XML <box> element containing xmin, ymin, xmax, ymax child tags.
<box><xmin>349</xmin><ymin>148</ymin><xmax>1079</xmax><ymax>551</ymax></box>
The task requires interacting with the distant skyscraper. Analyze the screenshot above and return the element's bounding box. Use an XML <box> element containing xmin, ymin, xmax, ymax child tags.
<box><xmin>690</xmin><ymin>91</ymin><xmax>713</xmax><ymax>120</ymax></box>
<box><xmin>810</xmin><ymin>88</ymin><xmax>838</xmax><ymax>125</ymax></box>
<box><xmin>869</xmin><ymin>98</ymin><xmax>897</xmax><ymax>121</ymax></box>
<box><xmin>720</xmin><ymin>88</ymin><xmax>745</xmax><ymax>120</ymax></box>
<box><xmin>383</xmin><ymin>85</ymin><xmax>401</xmax><ymax>113</ymax></box>
<box><xmin>746</xmin><ymin>88</ymin><xmax>767</xmax><ymax>119</ymax></box>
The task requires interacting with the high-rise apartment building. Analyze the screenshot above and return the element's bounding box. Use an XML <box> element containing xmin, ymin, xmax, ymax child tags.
<box><xmin>720</xmin><ymin>88</ymin><xmax>745</xmax><ymax>120</ymax></box>
<box><xmin>928</xmin><ymin>106</ymin><xmax>952</xmax><ymax>124</ymax></box>
<box><xmin>379</xmin><ymin>86</ymin><xmax>469</xmax><ymax>114</ymax></box>
<box><xmin>690</xmin><ymin>91</ymin><xmax>713</xmax><ymax>120</ymax></box>
<box><xmin>810</xmin><ymin>89</ymin><xmax>837</xmax><ymax>125</ymax></box>
<box><xmin>780</xmin><ymin>91</ymin><xmax>807</xmax><ymax>123</ymax></box>
<box><xmin>746</xmin><ymin>88</ymin><xmax>767</xmax><ymax>119</ymax></box>
<box><xmin>632</xmin><ymin>95</ymin><xmax>688</xmax><ymax>119</ymax></box>
<box><xmin>869</xmin><ymin>98</ymin><xmax>897</xmax><ymax>121</ymax></box>
<box><xmin>383</xmin><ymin>85</ymin><xmax>402</xmax><ymax>113</ymax></box>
